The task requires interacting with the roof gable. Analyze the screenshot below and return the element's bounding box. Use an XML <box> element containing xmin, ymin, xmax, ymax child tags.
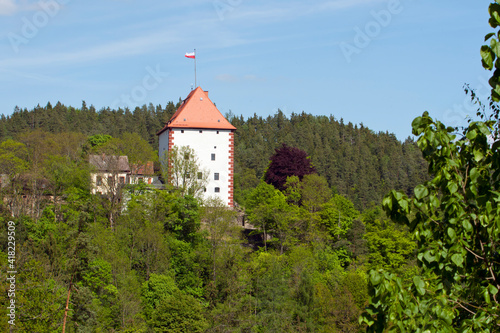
<box><xmin>89</xmin><ymin>155</ymin><xmax>130</xmax><ymax>172</ymax></box>
<box><xmin>157</xmin><ymin>87</ymin><xmax>236</xmax><ymax>135</ymax></box>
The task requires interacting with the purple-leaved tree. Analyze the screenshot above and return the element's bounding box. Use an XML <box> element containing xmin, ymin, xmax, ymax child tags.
<box><xmin>264</xmin><ymin>143</ymin><xmax>316</xmax><ymax>191</ymax></box>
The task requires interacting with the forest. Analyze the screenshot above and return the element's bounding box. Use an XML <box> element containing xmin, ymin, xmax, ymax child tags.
<box><xmin>0</xmin><ymin>2</ymin><xmax>499</xmax><ymax>331</ymax></box>
<box><xmin>0</xmin><ymin>97</ymin><xmax>425</xmax><ymax>332</ymax></box>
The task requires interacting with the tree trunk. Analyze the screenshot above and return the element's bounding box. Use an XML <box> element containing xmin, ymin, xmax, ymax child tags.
<box><xmin>62</xmin><ymin>281</ymin><xmax>72</xmax><ymax>333</ymax></box>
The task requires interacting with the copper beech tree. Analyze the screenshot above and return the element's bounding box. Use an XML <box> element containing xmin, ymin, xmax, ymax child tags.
<box><xmin>264</xmin><ymin>143</ymin><xmax>316</xmax><ymax>191</ymax></box>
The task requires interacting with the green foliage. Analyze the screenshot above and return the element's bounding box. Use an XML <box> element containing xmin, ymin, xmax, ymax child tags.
<box><xmin>364</xmin><ymin>218</ymin><xmax>416</xmax><ymax>272</ymax></box>
<box><xmin>230</xmin><ymin>111</ymin><xmax>428</xmax><ymax>209</ymax></box>
<box><xmin>246</xmin><ymin>181</ymin><xmax>295</xmax><ymax>252</ymax></box>
<box><xmin>0</xmin><ymin>139</ymin><xmax>28</xmax><ymax>176</ymax></box>
<box><xmin>15</xmin><ymin>259</ymin><xmax>66</xmax><ymax>332</ymax></box>
<box><xmin>151</xmin><ymin>289</ymin><xmax>209</xmax><ymax>332</ymax></box>
<box><xmin>482</xmin><ymin>1</ymin><xmax>500</xmax><ymax>104</ymax></box>
<box><xmin>362</xmin><ymin>111</ymin><xmax>500</xmax><ymax>331</ymax></box>
<box><xmin>300</xmin><ymin>174</ymin><xmax>331</xmax><ymax>212</ymax></box>
<box><xmin>168</xmin><ymin>195</ymin><xmax>202</xmax><ymax>243</ymax></box>
<box><xmin>142</xmin><ymin>274</ymin><xmax>208</xmax><ymax>332</ymax></box>
<box><xmin>320</xmin><ymin>194</ymin><xmax>359</xmax><ymax>239</ymax></box>
<box><xmin>162</xmin><ymin>145</ymin><xmax>209</xmax><ymax>199</ymax></box>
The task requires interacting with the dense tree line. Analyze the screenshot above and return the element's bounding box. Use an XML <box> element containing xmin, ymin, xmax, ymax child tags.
<box><xmin>0</xmin><ymin>102</ymin><xmax>428</xmax><ymax>209</ymax></box>
<box><xmin>0</xmin><ymin>106</ymin><xmax>421</xmax><ymax>331</ymax></box>
<box><xmin>230</xmin><ymin>111</ymin><xmax>428</xmax><ymax>209</ymax></box>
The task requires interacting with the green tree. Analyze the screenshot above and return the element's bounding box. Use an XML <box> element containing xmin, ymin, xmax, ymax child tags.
<box><xmin>361</xmin><ymin>114</ymin><xmax>500</xmax><ymax>330</ymax></box>
<box><xmin>161</xmin><ymin>145</ymin><xmax>209</xmax><ymax>199</ymax></box>
<box><xmin>151</xmin><ymin>289</ymin><xmax>209</xmax><ymax>333</ymax></box>
<box><xmin>246</xmin><ymin>181</ymin><xmax>293</xmax><ymax>253</ymax></box>
<box><xmin>362</xmin><ymin>6</ymin><xmax>500</xmax><ymax>330</ymax></box>
<box><xmin>320</xmin><ymin>194</ymin><xmax>359</xmax><ymax>240</ymax></box>
<box><xmin>142</xmin><ymin>274</ymin><xmax>208</xmax><ymax>332</ymax></box>
<box><xmin>202</xmin><ymin>197</ymin><xmax>239</xmax><ymax>284</ymax></box>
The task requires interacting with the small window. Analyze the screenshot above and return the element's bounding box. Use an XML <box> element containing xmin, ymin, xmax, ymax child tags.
<box><xmin>199</xmin><ymin>130</ymin><xmax>203</xmax><ymax>133</ymax></box>
<box><xmin>181</xmin><ymin>130</ymin><xmax>184</xmax><ymax>133</ymax></box>
<box><xmin>197</xmin><ymin>172</ymin><xmax>202</xmax><ymax>179</ymax></box>
<box><xmin>211</xmin><ymin>153</ymin><xmax>216</xmax><ymax>161</ymax></box>
<box><xmin>96</xmin><ymin>176</ymin><xmax>102</xmax><ymax>186</ymax></box>
<box><xmin>214</xmin><ymin>146</ymin><xmax>217</xmax><ymax>149</ymax></box>
<box><xmin>215</xmin><ymin>187</ymin><xmax>220</xmax><ymax>193</ymax></box>
<box><xmin>108</xmin><ymin>176</ymin><xmax>114</xmax><ymax>186</ymax></box>
<box><xmin>204</xmin><ymin>187</ymin><xmax>207</xmax><ymax>193</ymax></box>
<box><xmin>119</xmin><ymin>176</ymin><xmax>125</xmax><ymax>184</ymax></box>
<box><xmin>216</xmin><ymin>131</ymin><xmax>219</xmax><ymax>134</ymax></box>
<box><xmin>214</xmin><ymin>173</ymin><xmax>219</xmax><ymax>180</ymax></box>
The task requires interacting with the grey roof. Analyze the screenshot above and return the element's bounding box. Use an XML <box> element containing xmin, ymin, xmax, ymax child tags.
<box><xmin>89</xmin><ymin>155</ymin><xmax>130</xmax><ymax>172</ymax></box>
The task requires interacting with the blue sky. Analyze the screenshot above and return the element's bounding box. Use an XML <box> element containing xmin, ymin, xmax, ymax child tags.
<box><xmin>0</xmin><ymin>0</ymin><xmax>494</xmax><ymax>140</ymax></box>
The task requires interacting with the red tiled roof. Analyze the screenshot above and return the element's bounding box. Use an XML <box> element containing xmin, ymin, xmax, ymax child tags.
<box><xmin>131</xmin><ymin>161</ymin><xmax>154</xmax><ymax>175</ymax></box>
<box><xmin>157</xmin><ymin>87</ymin><xmax>236</xmax><ymax>135</ymax></box>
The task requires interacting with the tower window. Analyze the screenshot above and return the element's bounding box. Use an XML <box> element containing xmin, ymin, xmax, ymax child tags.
<box><xmin>214</xmin><ymin>173</ymin><xmax>219</xmax><ymax>180</ymax></box>
<box><xmin>199</xmin><ymin>130</ymin><xmax>203</xmax><ymax>133</ymax></box>
<box><xmin>211</xmin><ymin>153</ymin><xmax>216</xmax><ymax>161</ymax></box>
<box><xmin>181</xmin><ymin>130</ymin><xmax>184</xmax><ymax>133</ymax></box>
<box><xmin>215</xmin><ymin>187</ymin><xmax>220</xmax><ymax>193</ymax></box>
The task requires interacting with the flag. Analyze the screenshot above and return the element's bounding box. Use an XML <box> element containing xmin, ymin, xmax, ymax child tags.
<box><xmin>185</xmin><ymin>52</ymin><xmax>195</xmax><ymax>59</ymax></box>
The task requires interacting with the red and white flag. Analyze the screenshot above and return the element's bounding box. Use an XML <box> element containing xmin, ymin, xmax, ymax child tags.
<box><xmin>185</xmin><ymin>52</ymin><xmax>195</xmax><ymax>59</ymax></box>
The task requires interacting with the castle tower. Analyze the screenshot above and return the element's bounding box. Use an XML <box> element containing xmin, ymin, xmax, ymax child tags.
<box><xmin>157</xmin><ymin>87</ymin><xmax>236</xmax><ymax>206</ymax></box>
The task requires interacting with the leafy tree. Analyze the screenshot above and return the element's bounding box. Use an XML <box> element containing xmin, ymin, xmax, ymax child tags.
<box><xmin>151</xmin><ymin>289</ymin><xmax>209</xmax><ymax>333</ymax></box>
<box><xmin>202</xmin><ymin>197</ymin><xmax>239</xmax><ymax>284</ymax></box>
<box><xmin>15</xmin><ymin>259</ymin><xmax>66</xmax><ymax>332</ymax></box>
<box><xmin>320</xmin><ymin>194</ymin><xmax>359</xmax><ymax>240</ymax></box>
<box><xmin>161</xmin><ymin>145</ymin><xmax>209</xmax><ymax>199</ymax></box>
<box><xmin>142</xmin><ymin>274</ymin><xmax>208</xmax><ymax>332</ymax></box>
<box><xmin>264</xmin><ymin>143</ymin><xmax>316</xmax><ymax>191</ymax></box>
<box><xmin>363</xmin><ymin>218</ymin><xmax>416</xmax><ymax>273</ymax></box>
<box><xmin>362</xmin><ymin>5</ymin><xmax>500</xmax><ymax>330</ymax></box>
<box><xmin>0</xmin><ymin>139</ymin><xmax>28</xmax><ymax>176</ymax></box>
<box><xmin>83</xmin><ymin>134</ymin><xmax>113</xmax><ymax>154</ymax></box>
<box><xmin>362</xmin><ymin>113</ymin><xmax>500</xmax><ymax>330</ymax></box>
<box><xmin>167</xmin><ymin>195</ymin><xmax>202</xmax><ymax>243</ymax></box>
<box><xmin>246</xmin><ymin>181</ymin><xmax>293</xmax><ymax>252</ymax></box>
<box><xmin>0</xmin><ymin>139</ymin><xmax>29</xmax><ymax>217</ymax></box>
<box><xmin>300</xmin><ymin>174</ymin><xmax>331</xmax><ymax>213</ymax></box>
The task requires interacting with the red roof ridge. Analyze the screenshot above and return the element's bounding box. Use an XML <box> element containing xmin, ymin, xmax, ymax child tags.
<box><xmin>157</xmin><ymin>87</ymin><xmax>236</xmax><ymax>135</ymax></box>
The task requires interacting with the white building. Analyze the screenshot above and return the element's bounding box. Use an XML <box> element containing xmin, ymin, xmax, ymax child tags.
<box><xmin>157</xmin><ymin>87</ymin><xmax>236</xmax><ymax>206</ymax></box>
<box><xmin>89</xmin><ymin>155</ymin><xmax>156</xmax><ymax>195</ymax></box>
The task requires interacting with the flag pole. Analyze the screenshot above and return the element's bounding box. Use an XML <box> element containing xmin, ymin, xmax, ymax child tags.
<box><xmin>194</xmin><ymin>49</ymin><xmax>197</xmax><ymax>88</ymax></box>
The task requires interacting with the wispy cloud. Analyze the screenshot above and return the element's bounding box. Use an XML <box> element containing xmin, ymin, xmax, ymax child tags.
<box><xmin>0</xmin><ymin>0</ymin><xmax>17</xmax><ymax>15</ymax></box>
<box><xmin>0</xmin><ymin>0</ymin><xmax>40</xmax><ymax>16</ymax></box>
<box><xmin>218</xmin><ymin>0</ymin><xmax>385</xmax><ymax>24</ymax></box>
<box><xmin>0</xmin><ymin>29</ymin><xmax>183</xmax><ymax>68</ymax></box>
